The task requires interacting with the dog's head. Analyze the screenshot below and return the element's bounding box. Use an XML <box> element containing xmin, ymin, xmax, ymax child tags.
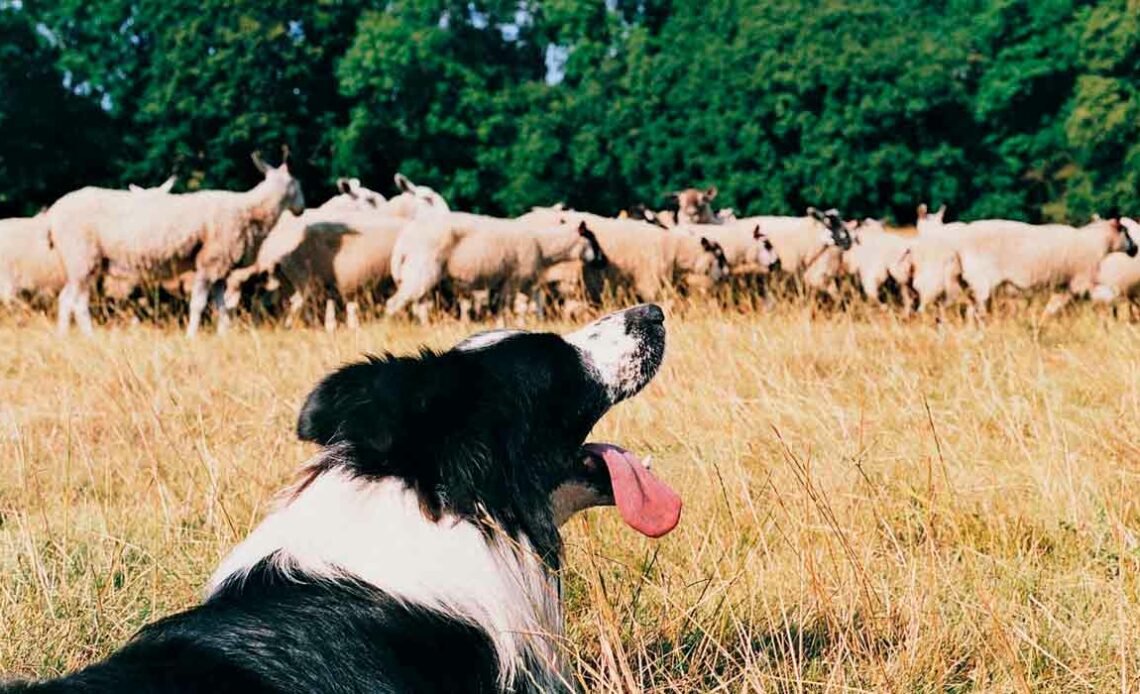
<box><xmin>296</xmin><ymin>304</ymin><xmax>679</xmax><ymax>562</ymax></box>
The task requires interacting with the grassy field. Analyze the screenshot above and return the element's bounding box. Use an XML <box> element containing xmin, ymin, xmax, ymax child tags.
<box><xmin>3</xmin><ymin>301</ymin><xmax>1140</xmax><ymax>691</ymax></box>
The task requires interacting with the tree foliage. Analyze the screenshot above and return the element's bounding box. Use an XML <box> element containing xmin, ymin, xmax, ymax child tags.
<box><xmin>3</xmin><ymin>0</ymin><xmax>1138</xmax><ymax>221</ymax></box>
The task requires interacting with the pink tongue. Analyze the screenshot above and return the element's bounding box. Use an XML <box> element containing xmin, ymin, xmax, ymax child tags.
<box><xmin>583</xmin><ymin>443</ymin><xmax>682</xmax><ymax>538</ymax></box>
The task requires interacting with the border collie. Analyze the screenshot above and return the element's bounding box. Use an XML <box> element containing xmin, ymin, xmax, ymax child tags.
<box><xmin>6</xmin><ymin>304</ymin><xmax>681</xmax><ymax>693</ymax></box>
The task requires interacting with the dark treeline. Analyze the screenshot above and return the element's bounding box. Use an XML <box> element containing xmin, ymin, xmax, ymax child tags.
<box><xmin>1</xmin><ymin>0</ymin><xmax>1137</xmax><ymax>222</ymax></box>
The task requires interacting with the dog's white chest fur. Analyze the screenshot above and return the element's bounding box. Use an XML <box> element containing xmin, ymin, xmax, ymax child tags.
<box><xmin>207</xmin><ymin>469</ymin><xmax>561</xmax><ymax>685</ymax></box>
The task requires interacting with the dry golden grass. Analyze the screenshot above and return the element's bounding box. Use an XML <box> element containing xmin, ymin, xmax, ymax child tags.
<box><xmin>3</xmin><ymin>300</ymin><xmax>1140</xmax><ymax>691</ymax></box>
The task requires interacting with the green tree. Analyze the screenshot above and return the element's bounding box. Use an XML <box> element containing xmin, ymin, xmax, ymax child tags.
<box><xmin>28</xmin><ymin>0</ymin><xmax>368</xmax><ymax>198</ymax></box>
<box><xmin>0</xmin><ymin>3</ymin><xmax>115</xmax><ymax>216</ymax></box>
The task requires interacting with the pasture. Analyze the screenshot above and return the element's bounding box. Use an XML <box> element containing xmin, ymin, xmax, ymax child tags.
<box><xmin>3</xmin><ymin>300</ymin><xmax>1139</xmax><ymax>691</ymax></box>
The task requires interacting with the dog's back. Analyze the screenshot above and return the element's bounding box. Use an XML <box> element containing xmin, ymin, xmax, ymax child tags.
<box><xmin>7</xmin><ymin>562</ymin><xmax>502</xmax><ymax>693</ymax></box>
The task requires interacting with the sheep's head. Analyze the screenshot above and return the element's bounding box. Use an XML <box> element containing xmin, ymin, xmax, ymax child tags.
<box><xmin>253</xmin><ymin>150</ymin><xmax>306</xmax><ymax>216</ymax></box>
<box><xmin>698</xmin><ymin>237</ymin><xmax>730</xmax><ymax>282</ymax></box>
<box><xmin>1112</xmin><ymin>218</ymin><xmax>1139</xmax><ymax>258</ymax></box>
<box><xmin>671</xmin><ymin>187</ymin><xmax>717</xmax><ymax>225</ymax></box>
<box><xmin>749</xmin><ymin>225</ymin><xmax>780</xmax><ymax>274</ymax></box>
<box><xmin>334</xmin><ymin>178</ymin><xmax>385</xmax><ymax>209</ymax></box>
<box><xmin>808</xmin><ymin>206</ymin><xmax>853</xmax><ymax>251</ymax></box>
<box><xmin>394</xmin><ymin>173</ymin><xmax>450</xmax><ymax>215</ymax></box>
<box><xmin>577</xmin><ymin>222</ymin><xmax>607</xmax><ymax>269</ymax></box>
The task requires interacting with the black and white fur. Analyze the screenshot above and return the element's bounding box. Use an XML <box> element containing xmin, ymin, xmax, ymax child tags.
<box><xmin>5</xmin><ymin>304</ymin><xmax>668</xmax><ymax>693</ymax></box>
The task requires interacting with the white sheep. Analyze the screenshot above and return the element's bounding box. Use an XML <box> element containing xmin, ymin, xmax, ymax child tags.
<box><xmin>0</xmin><ymin>213</ymin><xmax>64</xmax><ymax>307</ymax></box>
<box><xmin>957</xmin><ymin>218</ymin><xmax>1137</xmax><ymax>317</ymax></box>
<box><xmin>224</xmin><ymin>173</ymin><xmax>447</xmax><ymax>326</ymax></box>
<box><xmin>385</xmin><ymin>212</ymin><xmax>600</xmax><ymax>320</ymax></box>
<box><xmin>49</xmin><ymin>152</ymin><xmax>304</xmax><ymax>336</ymax></box>
<box><xmin>445</xmin><ymin>220</ymin><xmax>604</xmax><ymax>319</ymax></box>
<box><xmin>674</xmin><ymin>221</ymin><xmax>780</xmax><ymax>278</ymax></box>
<box><xmin>840</xmin><ymin>224</ymin><xmax>914</xmax><ymax>306</ymax></box>
<box><xmin>1</xmin><ymin>178</ymin><xmax>178</xmax><ymax>308</ymax></box>
<box><xmin>891</xmin><ymin>236</ymin><xmax>964</xmax><ymax>316</ymax></box>
<box><xmin>547</xmin><ymin>213</ymin><xmax>731</xmax><ymax>302</ymax></box>
<box><xmin>1091</xmin><ymin>218</ymin><xmax>1140</xmax><ymax>315</ymax></box>
<box><xmin>316</xmin><ymin>178</ymin><xmax>386</xmax><ymax>212</ymax></box>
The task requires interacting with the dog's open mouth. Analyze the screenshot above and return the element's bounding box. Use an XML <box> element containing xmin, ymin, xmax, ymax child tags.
<box><xmin>583</xmin><ymin>443</ymin><xmax>682</xmax><ymax>538</ymax></box>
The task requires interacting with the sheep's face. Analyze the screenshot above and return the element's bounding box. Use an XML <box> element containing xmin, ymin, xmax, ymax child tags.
<box><xmin>748</xmin><ymin>227</ymin><xmax>780</xmax><ymax>274</ymax></box>
<box><xmin>809</xmin><ymin>207</ymin><xmax>854</xmax><ymax>251</ymax></box>
<box><xmin>698</xmin><ymin>237</ymin><xmax>730</xmax><ymax>282</ymax></box>
<box><xmin>577</xmin><ymin>223</ymin><xmax>607</xmax><ymax>268</ymax></box>
<box><xmin>394</xmin><ymin>173</ymin><xmax>450</xmax><ymax>215</ymax></box>
<box><xmin>674</xmin><ymin>187</ymin><xmax>717</xmax><ymax>225</ymax></box>
<box><xmin>1112</xmin><ymin>219</ymin><xmax>1139</xmax><ymax>257</ymax></box>
<box><xmin>265</xmin><ymin>165</ymin><xmax>305</xmax><ymax>216</ymax></box>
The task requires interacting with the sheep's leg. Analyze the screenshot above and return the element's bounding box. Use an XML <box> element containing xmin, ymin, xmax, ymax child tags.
<box><xmin>209</xmin><ymin>281</ymin><xmax>230</xmax><ymax>336</ymax></box>
<box><xmin>284</xmin><ymin>291</ymin><xmax>304</xmax><ymax>328</ymax></box>
<box><xmin>72</xmin><ymin>283</ymin><xmax>94</xmax><ymax>336</ymax></box>
<box><xmin>458</xmin><ymin>297</ymin><xmax>473</xmax><ymax>322</ymax></box>
<box><xmin>384</xmin><ymin>260</ymin><xmax>440</xmax><ymax>318</ymax></box>
<box><xmin>1042</xmin><ymin>292</ymin><xmax>1072</xmax><ymax>318</ymax></box>
<box><xmin>56</xmin><ymin>282</ymin><xmax>76</xmax><ymax>334</ymax></box>
<box><xmin>412</xmin><ymin>300</ymin><xmax>431</xmax><ymax>325</ymax></box>
<box><xmin>346</xmin><ymin>301</ymin><xmax>360</xmax><ymax>330</ymax></box>
<box><xmin>531</xmin><ymin>287</ymin><xmax>546</xmax><ymax>320</ymax></box>
<box><xmin>324</xmin><ymin>299</ymin><xmax>337</xmax><ymax>333</ymax></box>
<box><xmin>186</xmin><ymin>274</ymin><xmax>210</xmax><ymax>338</ymax></box>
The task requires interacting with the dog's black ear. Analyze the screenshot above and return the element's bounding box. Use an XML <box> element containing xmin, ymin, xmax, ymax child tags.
<box><xmin>297</xmin><ymin>355</ymin><xmax>436</xmax><ymax>457</ymax></box>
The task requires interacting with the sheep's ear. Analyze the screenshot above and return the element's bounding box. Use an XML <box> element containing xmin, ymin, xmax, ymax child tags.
<box><xmin>394</xmin><ymin>173</ymin><xmax>413</xmax><ymax>193</ymax></box>
<box><xmin>336</xmin><ymin>178</ymin><xmax>352</xmax><ymax>195</ymax></box>
<box><xmin>917</xmin><ymin>203</ymin><xmax>928</xmax><ymax>219</ymax></box>
<box><xmin>935</xmin><ymin>205</ymin><xmax>946</xmax><ymax>217</ymax></box>
<box><xmin>128</xmin><ymin>184</ymin><xmax>144</xmax><ymax>192</ymax></box>
<box><xmin>700</xmin><ymin>236</ymin><xmax>715</xmax><ymax>252</ymax></box>
<box><xmin>281</xmin><ymin>144</ymin><xmax>291</xmax><ymax>164</ymax></box>
<box><xmin>157</xmin><ymin>176</ymin><xmax>177</xmax><ymax>193</ymax></box>
<box><xmin>577</xmin><ymin>221</ymin><xmax>589</xmax><ymax>236</ymax></box>
<box><xmin>807</xmin><ymin>206</ymin><xmax>825</xmax><ymax>222</ymax></box>
<box><xmin>251</xmin><ymin>151</ymin><xmax>269</xmax><ymax>174</ymax></box>
<box><xmin>705</xmin><ymin>186</ymin><xmax>718</xmax><ymax>201</ymax></box>
<box><xmin>752</xmin><ymin>224</ymin><xmax>763</xmax><ymax>240</ymax></box>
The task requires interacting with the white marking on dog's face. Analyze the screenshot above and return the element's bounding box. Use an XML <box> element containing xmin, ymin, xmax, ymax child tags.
<box><xmin>455</xmin><ymin>329</ymin><xmax>525</xmax><ymax>352</ymax></box>
<box><xmin>563</xmin><ymin>304</ymin><xmax>666</xmax><ymax>403</ymax></box>
<box><xmin>207</xmin><ymin>469</ymin><xmax>561</xmax><ymax>689</ymax></box>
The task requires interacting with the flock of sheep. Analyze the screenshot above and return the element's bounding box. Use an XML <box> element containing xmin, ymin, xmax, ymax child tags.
<box><xmin>2</xmin><ymin>151</ymin><xmax>1140</xmax><ymax>336</ymax></box>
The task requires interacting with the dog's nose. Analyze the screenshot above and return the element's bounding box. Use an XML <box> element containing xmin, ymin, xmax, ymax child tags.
<box><xmin>629</xmin><ymin>304</ymin><xmax>665</xmax><ymax>325</ymax></box>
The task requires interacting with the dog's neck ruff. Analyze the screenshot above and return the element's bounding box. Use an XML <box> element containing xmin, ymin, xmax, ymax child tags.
<box><xmin>206</xmin><ymin>466</ymin><xmax>564</xmax><ymax>688</ymax></box>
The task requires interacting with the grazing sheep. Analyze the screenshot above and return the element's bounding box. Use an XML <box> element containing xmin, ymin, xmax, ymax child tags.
<box><xmin>1</xmin><ymin>178</ymin><xmax>180</xmax><ymax>308</ymax></box>
<box><xmin>50</xmin><ymin>152</ymin><xmax>304</xmax><ymax>336</ymax></box>
<box><xmin>224</xmin><ymin>173</ymin><xmax>446</xmax><ymax>325</ymax></box>
<box><xmin>739</xmin><ymin>209</ymin><xmax>853</xmax><ymax>291</ymax></box>
<box><xmin>675</xmin><ymin>222</ymin><xmax>781</xmax><ymax>278</ymax></box>
<box><xmin>1091</xmin><ymin>218</ymin><xmax>1140</xmax><ymax>314</ymax></box>
<box><xmin>841</xmin><ymin>225</ymin><xmax>914</xmax><ymax>306</ymax></box>
<box><xmin>891</xmin><ymin>236</ymin><xmax>964</xmax><ymax>316</ymax></box>
<box><xmin>553</xmin><ymin>214</ymin><xmax>730</xmax><ymax>301</ymax></box>
<box><xmin>957</xmin><ymin>218</ymin><xmax>1137</xmax><ymax>317</ymax></box>
<box><xmin>0</xmin><ymin>213</ymin><xmax>64</xmax><ymax>306</ymax></box>
<box><xmin>446</xmin><ymin>220</ymin><xmax>605</xmax><ymax>319</ymax></box>
<box><xmin>275</xmin><ymin>213</ymin><xmax>411</xmax><ymax>330</ymax></box>
<box><xmin>385</xmin><ymin>212</ymin><xmax>601</xmax><ymax>320</ymax></box>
